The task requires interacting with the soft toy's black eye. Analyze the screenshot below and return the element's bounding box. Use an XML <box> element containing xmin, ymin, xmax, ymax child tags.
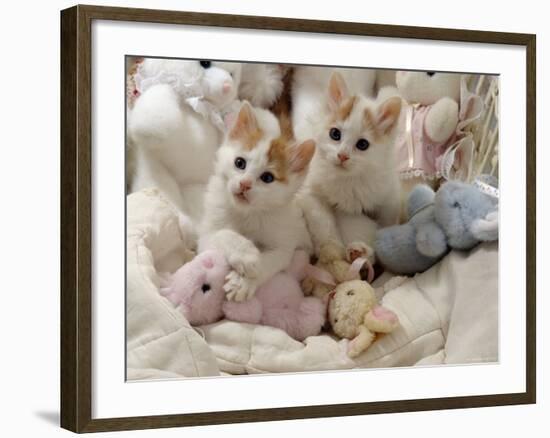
<box><xmin>234</xmin><ymin>157</ymin><xmax>246</xmax><ymax>170</ymax></box>
<box><xmin>329</xmin><ymin>127</ymin><xmax>341</xmax><ymax>141</ymax></box>
<box><xmin>355</xmin><ymin>138</ymin><xmax>370</xmax><ymax>151</ymax></box>
<box><xmin>426</xmin><ymin>71</ymin><xmax>436</xmax><ymax>77</ymax></box>
<box><xmin>201</xmin><ymin>284</ymin><xmax>211</xmax><ymax>293</ymax></box>
<box><xmin>334</xmin><ymin>318</ymin><xmax>338</xmax><ymax>323</ymax></box>
<box><xmin>453</xmin><ymin>201</ymin><xmax>460</xmax><ymax>208</ymax></box>
<box><xmin>199</xmin><ymin>60</ymin><xmax>212</xmax><ymax>69</ymax></box>
<box><xmin>260</xmin><ymin>172</ymin><xmax>275</xmax><ymax>183</ymax></box>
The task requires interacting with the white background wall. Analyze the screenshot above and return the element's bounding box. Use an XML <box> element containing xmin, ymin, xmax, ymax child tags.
<box><xmin>0</xmin><ymin>0</ymin><xmax>545</xmax><ymax>436</ymax></box>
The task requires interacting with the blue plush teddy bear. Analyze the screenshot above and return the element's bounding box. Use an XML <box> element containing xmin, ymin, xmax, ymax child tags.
<box><xmin>375</xmin><ymin>180</ymin><xmax>499</xmax><ymax>275</ymax></box>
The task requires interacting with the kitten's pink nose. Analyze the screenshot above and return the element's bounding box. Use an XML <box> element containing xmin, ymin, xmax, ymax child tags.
<box><xmin>222</xmin><ymin>81</ymin><xmax>232</xmax><ymax>94</ymax></box>
<box><xmin>239</xmin><ymin>180</ymin><xmax>252</xmax><ymax>192</ymax></box>
<box><xmin>338</xmin><ymin>153</ymin><xmax>349</xmax><ymax>163</ymax></box>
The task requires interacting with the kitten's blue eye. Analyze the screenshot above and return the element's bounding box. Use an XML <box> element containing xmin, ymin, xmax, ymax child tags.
<box><xmin>329</xmin><ymin>128</ymin><xmax>341</xmax><ymax>141</ymax></box>
<box><xmin>426</xmin><ymin>71</ymin><xmax>436</xmax><ymax>77</ymax></box>
<box><xmin>199</xmin><ymin>60</ymin><xmax>212</xmax><ymax>69</ymax></box>
<box><xmin>234</xmin><ymin>157</ymin><xmax>246</xmax><ymax>170</ymax></box>
<box><xmin>260</xmin><ymin>172</ymin><xmax>275</xmax><ymax>183</ymax></box>
<box><xmin>355</xmin><ymin>138</ymin><xmax>370</xmax><ymax>151</ymax></box>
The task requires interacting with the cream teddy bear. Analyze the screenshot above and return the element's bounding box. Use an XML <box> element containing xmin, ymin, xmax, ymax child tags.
<box><xmin>328</xmin><ymin>279</ymin><xmax>399</xmax><ymax>358</ymax></box>
<box><xmin>302</xmin><ymin>241</ymin><xmax>376</xmax><ymax>301</ymax></box>
<box><xmin>302</xmin><ymin>242</ymin><xmax>357</xmax><ymax>300</ymax></box>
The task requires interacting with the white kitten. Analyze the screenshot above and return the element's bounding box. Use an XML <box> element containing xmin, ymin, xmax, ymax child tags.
<box><xmin>128</xmin><ymin>59</ymin><xmax>242</xmax><ymax>222</ymax></box>
<box><xmin>298</xmin><ymin>72</ymin><xmax>402</xmax><ymax>260</ymax></box>
<box><xmin>199</xmin><ymin>102</ymin><xmax>315</xmax><ymax>301</ymax></box>
<box><xmin>292</xmin><ymin>66</ymin><xmax>376</xmax><ymax>143</ymax></box>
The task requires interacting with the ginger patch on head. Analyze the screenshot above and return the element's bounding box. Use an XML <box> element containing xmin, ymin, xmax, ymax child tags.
<box><xmin>268</xmin><ymin>137</ymin><xmax>315</xmax><ymax>181</ymax></box>
<box><xmin>229</xmin><ymin>102</ymin><xmax>264</xmax><ymax>150</ymax></box>
<box><xmin>267</xmin><ymin>137</ymin><xmax>289</xmax><ymax>182</ymax></box>
<box><xmin>336</xmin><ymin>96</ymin><xmax>357</xmax><ymax>121</ymax></box>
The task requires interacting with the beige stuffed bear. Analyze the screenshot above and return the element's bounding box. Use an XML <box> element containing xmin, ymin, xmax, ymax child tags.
<box><xmin>302</xmin><ymin>242</ymin><xmax>359</xmax><ymax>301</ymax></box>
<box><xmin>328</xmin><ymin>279</ymin><xmax>399</xmax><ymax>358</ymax></box>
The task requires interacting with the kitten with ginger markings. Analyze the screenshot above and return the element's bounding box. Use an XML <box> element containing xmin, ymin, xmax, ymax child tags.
<box><xmin>298</xmin><ymin>72</ymin><xmax>403</xmax><ymax>260</ymax></box>
<box><xmin>292</xmin><ymin>66</ymin><xmax>376</xmax><ymax>143</ymax></box>
<box><xmin>199</xmin><ymin>102</ymin><xmax>315</xmax><ymax>301</ymax></box>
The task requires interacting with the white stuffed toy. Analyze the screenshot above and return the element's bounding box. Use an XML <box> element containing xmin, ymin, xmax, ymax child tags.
<box><xmin>127</xmin><ymin>59</ymin><xmax>243</xmax><ymax>222</ymax></box>
<box><xmin>380</xmin><ymin>72</ymin><xmax>483</xmax><ymax>191</ymax></box>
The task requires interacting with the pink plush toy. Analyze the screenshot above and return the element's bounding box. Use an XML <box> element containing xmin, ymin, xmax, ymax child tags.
<box><xmin>160</xmin><ymin>250</ymin><xmax>326</xmax><ymax>341</ymax></box>
<box><xmin>160</xmin><ymin>250</ymin><xmax>230</xmax><ymax>326</ymax></box>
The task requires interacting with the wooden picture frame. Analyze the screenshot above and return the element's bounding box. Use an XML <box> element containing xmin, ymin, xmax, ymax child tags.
<box><xmin>60</xmin><ymin>4</ymin><xmax>536</xmax><ymax>433</ymax></box>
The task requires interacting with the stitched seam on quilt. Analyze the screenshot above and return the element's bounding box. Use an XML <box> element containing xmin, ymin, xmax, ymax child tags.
<box><xmin>360</xmin><ymin>327</ymin><xmax>445</xmax><ymax>365</ymax></box>
<box><xmin>412</xmin><ymin>276</ymin><xmax>448</xmax><ymax>342</ymax></box>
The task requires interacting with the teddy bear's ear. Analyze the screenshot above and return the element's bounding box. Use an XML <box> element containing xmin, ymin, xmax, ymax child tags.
<box><xmin>364</xmin><ymin>305</ymin><xmax>399</xmax><ymax>333</ymax></box>
<box><xmin>201</xmin><ymin>256</ymin><xmax>214</xmax><ymax>269</ymax></box>
<box><xmin>470</xmin><ymin>210</ymin><xmax>499</xmax><ymax>242</ymax></box>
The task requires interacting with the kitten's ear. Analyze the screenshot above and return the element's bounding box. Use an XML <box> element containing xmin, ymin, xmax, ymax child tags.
<box><xmin>290</xmin><ymin>139</ymin><xmax>316</xmax><ymax>173</ymax></box>
<box><xmin>365</xmin><ymin>96</ymin><xmax>402</xmax><ymax>136</ymax></box>
<box><xmin>229</xmin><ymin>102</ymin><xmax>261</xmax><ymax>146</ymax></box>
<box><xmin>328</xmin><ymin>72</ymin><xmax>349</xmax><ymax>111</ymax></box>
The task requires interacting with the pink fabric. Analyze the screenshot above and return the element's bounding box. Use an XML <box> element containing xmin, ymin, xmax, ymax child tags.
<box><xmin>346</xmin><ymin>257</ymin><xmax>375</xmax><ymax>284</ymax></box>
<box><xmin>395</xmin><ymin>78</ymin><xmax>484</xmax><ymax>182</ymax></box>
<box><xmin>395</xmin><ymin>105</ymin><xmax>455</xmax><ymax>180</ymax></box>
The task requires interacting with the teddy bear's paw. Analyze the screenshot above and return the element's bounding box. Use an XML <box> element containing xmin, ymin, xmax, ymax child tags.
<box><xmin>346</xmin><ymin>241</ymin><xmax>376</xmax><ymax>265</ymax></box>
<box><xmin>224</xmin><ymin>271</ymin><xmax>258</xmax><ymax>302</ymax></box>
<box><xmin>319</xmin><ymin>240</ymin><xmax>347</xmax><ymax>263</ymax></box>
<box><xmin>347</xmin><ymin>340</ymin><xmax>363</xmax><ymax>359</ymax></box>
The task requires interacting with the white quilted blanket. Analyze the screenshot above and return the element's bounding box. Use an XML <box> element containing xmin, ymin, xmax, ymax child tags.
<box><xmin>126</xmin><ymin>189</ymin><xmax>498</xmax><ymax>380</ymax></box>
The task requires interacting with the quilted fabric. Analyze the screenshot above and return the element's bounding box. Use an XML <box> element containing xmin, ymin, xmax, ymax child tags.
<box><xmin>126</xmin><ymin>189</ymin><xmax>498</xmax><ymax>379</ymax></box>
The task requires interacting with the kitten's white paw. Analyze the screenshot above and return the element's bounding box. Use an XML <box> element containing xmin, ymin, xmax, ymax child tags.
<box><xmin>224</xmin><ymin>271</ymin><xmax>258</xmax><ymax>302</ymax></box>
<box><xmin>346</xmin><ymin>241</ymin><xmax>376</xmax><ymax>264</ymax></box>
<box><xmin>227</xmin><ymin>250</ymin><xmax>259</xmax><ymax>279</ymax></box>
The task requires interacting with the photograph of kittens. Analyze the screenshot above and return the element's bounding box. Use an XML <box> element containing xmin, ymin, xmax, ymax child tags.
<box><xmin>125</xmin><ymin>58</ymin><xmax>498</xmax><ymax>378</ymax></box>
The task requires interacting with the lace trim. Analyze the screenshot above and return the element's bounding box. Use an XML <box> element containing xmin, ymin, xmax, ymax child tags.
<box><xmin>473</xmin><ymin>175</ymin><xmax>499</xmax><ymax>199</ymax></box>
<box><xmin>130</xmin><ymin>65</ymin><xmax>237</xmax><ymax>133</ymax></box>
<box><xmin>399</xmin><ymin>168</ymin><xmax>441</xmax><ymax>181</ymax></box>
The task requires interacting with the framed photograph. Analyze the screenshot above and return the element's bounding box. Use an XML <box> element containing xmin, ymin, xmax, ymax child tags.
<box><xmin>60</xmin><ymin>4</ymin><xmax>536</xmax><ymax>433</ymax></box>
